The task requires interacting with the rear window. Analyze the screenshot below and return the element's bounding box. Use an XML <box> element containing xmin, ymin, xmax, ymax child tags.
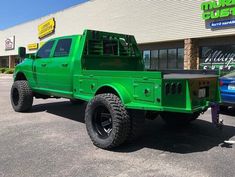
<box><xmin>224</xmin><ymin>71</ymin><xmax>235</xmax><ymax>78</ymax></box>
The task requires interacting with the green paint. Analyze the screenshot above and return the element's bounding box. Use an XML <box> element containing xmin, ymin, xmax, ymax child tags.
<box><xmin>201</xmin><ymin>0</ymin><xmax>235</xmax><ymax>20</ymax></box>
<box><xmin>14</xmin><ymin>29</ymin><xmax>220</xmax><ymax>114</ymax></box>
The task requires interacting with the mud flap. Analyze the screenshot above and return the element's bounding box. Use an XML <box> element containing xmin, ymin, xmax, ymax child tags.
<box><xmin>211</xmin><ymin>103</ymin><xmax>223</xmax><ymax>129</ymax></box>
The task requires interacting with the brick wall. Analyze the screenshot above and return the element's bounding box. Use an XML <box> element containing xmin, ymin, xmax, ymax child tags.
<box><xmin>184</xmin><ymin>39</ymin><xmax>199</xmax><ymax>70</ymax></box>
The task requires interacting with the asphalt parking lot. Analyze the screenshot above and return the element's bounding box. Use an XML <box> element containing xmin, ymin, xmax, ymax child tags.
<box><xmin>0</xmin><ymin>74</ymin><xmax>235</xmax><ymax>177</ymax></box>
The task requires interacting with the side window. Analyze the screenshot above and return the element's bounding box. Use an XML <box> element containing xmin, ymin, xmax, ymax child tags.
<box><xmin>37</xmin><ymin>41</ymin><xmax>54</xmax><ymax>58</ymax></box>
<box><xmin>54</xmin><ymin>39</ymin><xmax>72</xmax><ymax>57</ymax></box>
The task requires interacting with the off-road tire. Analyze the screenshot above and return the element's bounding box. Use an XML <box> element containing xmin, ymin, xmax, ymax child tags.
<box><xmin>85</xmin><ymin>93</ymin><xmax>130</xmax><ymax>149</ymax></box>
<box><xmin>10</xmin><ymin>81</ymin><xmax>33</xmax><ymax>112</ymax></box>
<box><xmin>69</xmin><ymin>99</ymin><xmax>84</xmax><ymax>105</ymax></box>
<box><xmin>127</xmin><ymin>110</ymin><xmax>145</xmax><ymax>142</ymax></box>
<box><xmin>161</xmin><ymin>112</ymin><xmax>200</xmax><ymax>126</ymax></box>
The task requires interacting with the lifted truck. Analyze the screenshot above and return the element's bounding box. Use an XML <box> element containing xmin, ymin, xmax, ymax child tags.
<box><xmin>11</xmin><ymin>30</ymin><xmax>221</xmax><ymax>149</ymax></box>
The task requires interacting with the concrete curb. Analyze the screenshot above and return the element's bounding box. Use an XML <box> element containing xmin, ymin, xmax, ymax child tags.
<box><xmin>0</xmin><ymin>74</ymin><xmax>13</xmax><ymax>79</ymax></box>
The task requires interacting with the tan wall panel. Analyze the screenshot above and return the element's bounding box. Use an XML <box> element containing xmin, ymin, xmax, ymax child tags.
<box><xmin>1</xmin><ymin>0</ymin><xmax>235</xmax><ymax>56</ymax></box>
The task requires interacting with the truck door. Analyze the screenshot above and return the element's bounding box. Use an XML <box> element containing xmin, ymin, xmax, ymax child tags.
<box><xmin>46</xmin><ymin>38</ymin><xmax>73</xmax><ymax>93</ymax></box>
<box><xmin>33</xmin><ymin>40</ymin><xmax>55</xmax><ymax>89</ymax></box>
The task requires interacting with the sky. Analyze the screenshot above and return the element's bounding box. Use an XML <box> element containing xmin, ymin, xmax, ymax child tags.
<box><xmin>0</xmin><ymin>0</ymin><xmax>87</xmax><ymax>30</ymax></box>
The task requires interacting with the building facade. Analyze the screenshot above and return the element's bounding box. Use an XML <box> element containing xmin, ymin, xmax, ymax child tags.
<box><xmin>0</xmin><ymin>0</ymin><xmax>235</xmax><ymax>71</ymax></box>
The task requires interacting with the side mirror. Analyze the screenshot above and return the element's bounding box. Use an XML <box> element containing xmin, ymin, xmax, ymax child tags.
<box><xmin>18</xmin><ymin>47</ymin><xmax>26</xmax><ymax>59</ymax></box>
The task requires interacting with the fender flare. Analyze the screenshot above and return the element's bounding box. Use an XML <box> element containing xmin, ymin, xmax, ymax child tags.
<box><xmin>95</xmin><ymin>83</ymin><xmax>132</xmax><ymax>105</ymax></box>
<box><xmin>14</xmin><ymin>71</ymin><xmax>28</xmax><ymax>81</ymax></box>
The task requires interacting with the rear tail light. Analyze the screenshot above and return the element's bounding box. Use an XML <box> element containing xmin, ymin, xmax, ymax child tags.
<box><xmin>165</xmin><ymin>82</ymin><xmax>182</xmax><ymax>95</ymax></box>
<box><xmin>177</xmin><ymin>83</ymin><xmax>182</xmax><ymax>94</ymax></box>
<box><xmin>171</xmin><ymin>83</ymin><xmax>176</xmax><ymax>94</ymax></box>
<box><xmin>220</xmin><ymin>81</ymin><xmax>223</xmax><ymax>86</ymax></box>
<box><xmin>165</xmin><ymin>83</ymin><xmax>170</xmax><ymax>95</ymax></box>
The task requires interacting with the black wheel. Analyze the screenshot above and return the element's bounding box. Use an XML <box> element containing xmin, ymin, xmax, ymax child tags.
<box><xmin>85</xmin><ymin>93</ymin><xmax>130</xmax><ymax>149</ymax></box>
<box><xmin>69</xmin><ymin>99</ymin><xmax>84</xmax><ymax>105</ymax></box>
<box><xmin>161</xmin><ymin>112</ymin><xmax>200</xmax><ymax>126</ymax></box>
<box><xmin>127</xmin><ymin>110</ymin><xmax>145</xmax><ymax>142</ymax></box>
<box><xmin>10</xmin><ymin>81</ymin><xmax>33</xmax><ymax>112</ymax></box>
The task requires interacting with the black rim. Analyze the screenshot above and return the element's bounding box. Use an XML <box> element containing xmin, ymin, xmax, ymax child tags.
<box><xmin>12</xmin><ymin>88</ymin><xmax>19</xmax><ymax>106</ymax></box>
<box><xmin>92</xmin><ymin>105</ymin><xmax>112</xmax><ymax>139</ymax></box>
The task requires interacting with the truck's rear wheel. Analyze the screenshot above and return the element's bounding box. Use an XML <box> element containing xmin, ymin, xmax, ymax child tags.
<box><xmin>127</xmin><ymin>110</ymin><xmax>145</xmax><ymax>142</ymax></box>
<box><xmin>10</xmin><ymin>81</ymin><xmax>33</xmax><ymax>112</ymax></box>
<box><xmin>161</xmin><ymin>112</ymin><xmax>200</xmax><ymax>126</ymax></box>
<box><xmin>85</xmin><ymin>93</ymin><xmax>130</xmax><ymax>149</ymax></box>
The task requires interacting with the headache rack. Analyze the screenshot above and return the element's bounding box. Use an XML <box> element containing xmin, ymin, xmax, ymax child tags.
<box><xmin>81</xmin><ymin>30</ymin><xmax>144</xmax><ymax>71</ymax></box>
<box><xmin>83</xmin><ymin>30</ymin><xmax>140</xmax><ymax>57</ymax></box>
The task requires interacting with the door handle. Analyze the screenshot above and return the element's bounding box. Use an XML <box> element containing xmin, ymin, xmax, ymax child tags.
<box><xmin>62</xmin><ymin>63</ymin><xmax>68</xmax><ymax>67</ymax></box>
<box><xmin>41</xmin><ymin>64</ymin><xmax>47</xmax><ymax>67</ymax></box>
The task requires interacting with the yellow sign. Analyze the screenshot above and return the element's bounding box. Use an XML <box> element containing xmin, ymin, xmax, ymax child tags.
<box><xmin>28</xmin><ymin>43</ymin><xmax>38</xmax><ymax>50</ymax></box>
<box><xmin>39</xmin><ymin>42</ymin><xmax>45</xmax><ymax>48</ymax></box>
<box><xmin>38</xmin><ymin>18</ymin><xmax>55</xmax><ymax>39</ymax></box>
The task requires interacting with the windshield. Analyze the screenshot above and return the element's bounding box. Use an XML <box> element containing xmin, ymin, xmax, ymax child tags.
<box><xmin>224</xmin><ymin>71</ymin><xmax>235</xmax><ymax>78</ymax></box>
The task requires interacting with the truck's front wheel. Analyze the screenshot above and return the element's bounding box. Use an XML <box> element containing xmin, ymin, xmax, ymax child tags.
<box><xmin>10</xmin><ymin>81</ymin><xmax>33</xmax><ymax>112</ymax></box>
<box><xmin>85</xmin><ymin>93</ymin><xmax>130</xmax><ymax>149</ymax></box>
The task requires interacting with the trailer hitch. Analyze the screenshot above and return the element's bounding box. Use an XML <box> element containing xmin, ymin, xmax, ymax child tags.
<box><xmin>211</xmin><ymin>103</ymin><xmax>223</xmax><ymax>129</ymax></box>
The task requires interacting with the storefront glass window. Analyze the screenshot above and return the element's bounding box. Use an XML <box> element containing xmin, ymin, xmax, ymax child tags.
<box><xmin>178</xmin><ymin>48</ymin><xmax>184</xmax><ymax>69</ymax></box>
<box><xmin>159</xmin><ymin>49</ymin><xmax>167</xmax><ymax>69</ymax></box>
<box><xmin>142</xmin><ymin>48</ymin><xmax>184</xmax><ymax>70</ymax></box>
<box><xmin>143</xmin><ymin>50</ymin><xmax>150</xmax><ymax>69</ymax></box>
<box><xmin>168</xmin><ymin>49</ymin><xmax>177</xmax><ymax>69</ymax></box>
<box><xmin>0</xmin><ymin>57</ymin><xmax>9</xmax><ymax>68</ymax></box>
<box><xmin>151</xmin><ymin>50</ymin><xmax>158</xmax><ymax>70</ymax></box>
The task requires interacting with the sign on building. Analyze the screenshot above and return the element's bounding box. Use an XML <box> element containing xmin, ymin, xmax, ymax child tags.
<box><xmin>5</xmin><ymin>36</ymin><xmax>15</xmax><ymax>50</ymax></box>
<box><xmin>201</xmin><ymin>0</ymin><xmax>235</xmax><ymax>28</ymax></box>
<box><xmin>200</xmin><ymin>45</ymin><xmax>235</xmax><ymax>71</ymax></box>
<box><xmin>28</xmin><ymin>43</ymin><xmax>38</xmax><ymax>50</ymax></box>
<box><xmin>38</xmin><ymin>18</ymin><xmax>56</xmax><ymax>39</ymax></box>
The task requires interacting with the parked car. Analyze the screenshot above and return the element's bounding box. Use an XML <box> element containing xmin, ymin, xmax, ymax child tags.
<box><xmin>220</xmin><ymin>71</ymin><xmax>235</xmax><ymax>110</ymax></box>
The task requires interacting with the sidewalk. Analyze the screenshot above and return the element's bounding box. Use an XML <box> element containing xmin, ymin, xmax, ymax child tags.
<box><xmin>0</xmin><ymin>74</ymin><xmax>13</xmax><ymax>79</ymax></box>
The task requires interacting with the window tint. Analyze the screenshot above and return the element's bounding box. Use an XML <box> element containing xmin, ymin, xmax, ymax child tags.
<box><xmin>143</xmin><ymin>50</ymin><xmax>150</xmax><ymax>69</ymax></box>
<box><xmin>159</xmin><ymin>50</ymin><xmax>167</xmax><ymax>69</ymax></box>
<box><xmin>54</xmin><ymin>39</ymin><xmax>72</xmax><ymax>57</ymax></box>
<box><xmin>168</xmin><ymin>49</ymin><xmax>177</xmax><ymax>69</ymax></box>
<box><xmin>177</xmin><ymin>48</ymin><xmax>184</xmax><ymax>69</ymax></box>
<box><xmin>37</xmin><ymin>41</ymin><xmax>54</xmax><ymax>58</ymax></box>
<box><xmin>151</xmin><ymin>50</ymin><xmax>158</xmax><ymax>70</ymax></box>
<box><xmin>142</xmin><ymin>48</ymin><xmax>184</xmax><ymax>70</ymax></box>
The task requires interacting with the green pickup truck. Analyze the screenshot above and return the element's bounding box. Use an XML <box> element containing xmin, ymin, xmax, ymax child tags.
<box><xmin>11</xmin><ymin>30</ymin><xmax>221</xmax><ymax>149</ymax></box>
